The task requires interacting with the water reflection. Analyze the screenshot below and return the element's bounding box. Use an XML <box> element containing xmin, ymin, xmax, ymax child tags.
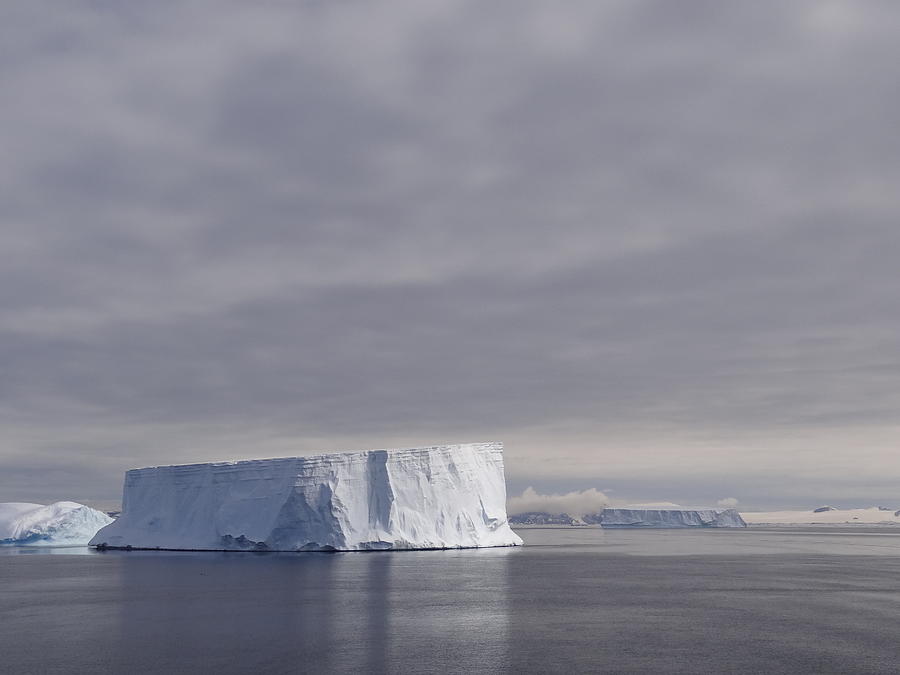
<box><xmin>0</xmin><ymin>544</ymin><xmax>97</xmax><ymax>555</ymax></box>
<box><xmin>114</xmin><ymin>551</ymin><xmax>345</xmax><ymax>671</ymax></box>
<box><xmin>8</xmin><ymin>532</ymin><xmax>900</xmax><ymax>672</ymax></box>
<box><xmin>380</xmin><ymin>547</ymin><xmax>514</xmax><ymax>672</ymax></box>
<box><xmin>107</xmin><ymin>546</ymin><xmax>516</xmax><ymax>672</ymax></box>
<box><xmin>0</xmin><ymin>549</ymin><xmax>122</xmax><ymax>671</ymax></box>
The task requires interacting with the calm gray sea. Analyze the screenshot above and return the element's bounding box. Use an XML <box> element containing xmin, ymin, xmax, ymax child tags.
<box><xmin>3</xmin><ymin>527</ymin><xmax>900</xmax><ymax>674</ymax></box>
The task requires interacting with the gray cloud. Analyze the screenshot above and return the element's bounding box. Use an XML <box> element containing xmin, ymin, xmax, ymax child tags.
<box><xmin>507</xmin><ymin>487</ymin><xmax>610</xmax><ymax>518</ymax></box>
<box><xmin>2</xmin><ymin>1</ymin><xmax>899</xmax><ymax>508</ymax></box>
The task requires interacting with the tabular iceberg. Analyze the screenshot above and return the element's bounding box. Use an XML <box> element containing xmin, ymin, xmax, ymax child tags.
<box><xmin>1</xmin><ymin>501</ymin><xmax>114</xmax><ymax>545</ymax></box>
<box><xmin>90</xmin><ymin>442</ymin><xmax>523</xmax><ymax>552</ymax></box>
<box><xmin>600</xmin><ymin>506</ymin><xmax>747</xmax><ymax>528</ymax></box>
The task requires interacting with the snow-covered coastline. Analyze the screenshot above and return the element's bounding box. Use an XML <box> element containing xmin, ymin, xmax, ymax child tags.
<box><xmin>742</xmin><ymin>507</ymin><xmax>900</xmax><ymax>526</ymax></box>
<box><xmin>90</xmin><ymin>442</ymin><xmax>523</xmax><ymax>552</ymax></box>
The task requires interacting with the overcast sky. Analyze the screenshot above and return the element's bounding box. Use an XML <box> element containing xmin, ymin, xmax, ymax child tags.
<box><xmin>2</xmin><ymin>1</ymin><xmax>899</xmax><ymax>510</ymax></box>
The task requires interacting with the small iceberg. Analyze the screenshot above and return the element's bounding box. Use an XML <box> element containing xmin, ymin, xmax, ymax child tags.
<box><xmin>0</xmin><ymin>501</ymin><xmax>114</xmax><ymax>546</ymax></box>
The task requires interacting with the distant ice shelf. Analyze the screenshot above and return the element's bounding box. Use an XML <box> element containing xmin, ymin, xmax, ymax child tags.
<box><xmin>0</xmin><ymin>501</ymin><xmax>113</xmax><ymax>546</ymax></box>
<box><xmin>90</xmin><ymin>442</ymin><xmax>523</xmax><ymax>552</ymax></box>
<box><xmin>600</xmin><ymin>506</ymin><xmax>747</xmax><ymax>528</ymax></box>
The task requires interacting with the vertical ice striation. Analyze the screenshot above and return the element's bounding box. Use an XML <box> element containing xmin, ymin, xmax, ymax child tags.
<box><xmin>89</xmin><ymin>442</ymin><xmax>523</xmax><ymax>551</ymax></box>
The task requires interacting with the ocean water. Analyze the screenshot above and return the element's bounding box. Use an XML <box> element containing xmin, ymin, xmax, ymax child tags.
<box><xmin>3</xmin><ymin>527</ymin><xmax>900</xmax><ymax>674</ymax></box>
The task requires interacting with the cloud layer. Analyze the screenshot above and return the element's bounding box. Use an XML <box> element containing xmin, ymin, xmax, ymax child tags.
<box><xmin>507</xmin><ymin>487</ymin><xmax>610</xmax><ymax>518</ymax></box>
<box><xmin>2</xmin><ymin>1</ymin><xmax>900</xmax><ymax>508</ymax></box>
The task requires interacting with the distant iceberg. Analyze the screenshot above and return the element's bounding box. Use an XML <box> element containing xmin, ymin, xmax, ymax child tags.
<box><xmin>600</xmin><ymin>506</ymin><xmax>747</xmax><ymax>528</ymax></box>
<box><xmin>0</xmin><ymin>501</ymin><xmax>114</xmax><ymax>546</ymax></box>
<box><xmin>90</xmin><ymin>442</ymin><xmax>523</xmax><ymax>552</ymax></box>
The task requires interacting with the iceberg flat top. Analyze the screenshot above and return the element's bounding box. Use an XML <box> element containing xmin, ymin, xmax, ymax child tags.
<box><xmin>91</xmin><ymin>441</ymin><xmax>523</xmax><ymax>552</ymax></box>
<box><xmin>131</xmin><ymin>442</ymin><xmax>503</xmax><ymax>471</ymax></box>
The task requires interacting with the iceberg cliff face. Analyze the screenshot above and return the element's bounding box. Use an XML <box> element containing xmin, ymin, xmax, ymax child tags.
<box><xmin>600</xmin><ymin>507</ymin><xmax>747</xmax><ymax>528</ymax></box>
<box><xmin>1</xmin><ymin>501</ymin><xmax>114</xmax><ymax>545</ymax></box>
<box><xmin>90</xmin><ymin>442</ymin><xmax>523</xmax><ymax>551</ymax></box>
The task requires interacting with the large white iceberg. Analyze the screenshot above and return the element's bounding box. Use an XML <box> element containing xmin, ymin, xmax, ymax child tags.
<box><xmin>0</xmin><ymin>501</ymin><xmax>114</xmax><ymax>545</ymax></box>
<box><xmin>600</xmin><ymin>505</ymin><xmax>747</xmax><ymax>528</ymax></box>
<box><xmin>90</xmin><ymin>442</ymin><xmax>523</xmax><ymax>551</ymax></box>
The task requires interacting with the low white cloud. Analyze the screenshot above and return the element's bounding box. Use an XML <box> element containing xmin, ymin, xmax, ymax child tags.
<box><xmin>507</xmin><ymin>486</ymin><xmax>609</xmax><ymax>517</ymax></box>
<box><xmin>717</xmin><ymin>497</ymin><xmax>739</xmax><ymax>508</ymax></box>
